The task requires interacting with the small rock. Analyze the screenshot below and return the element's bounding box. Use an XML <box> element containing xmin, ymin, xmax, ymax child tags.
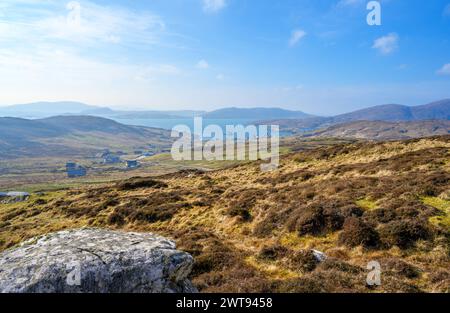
<box><xmin>311</xmin><ymin>249</ymin><xmax>327</xmax><ymax>262</ymax></box>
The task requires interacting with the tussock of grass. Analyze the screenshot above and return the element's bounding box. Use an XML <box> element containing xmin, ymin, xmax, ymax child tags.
<box><xmin>279</xmin><ymin>232</ymin><xmax>339</xmax><ymax>251</ymax></box>
<box><xmin>356</xmin><ymin>198</ymin><xmax>378</xmax><ymax>211</ymax></box>
<box><xmin>422</xmin><ymin>197</ymin><xmax>450</xmax><ymax>229</ymax></box>
<box><xmin>245</xmin><ymin>256</ymin><xmax>300</xmax><ymax>280</ymax></box>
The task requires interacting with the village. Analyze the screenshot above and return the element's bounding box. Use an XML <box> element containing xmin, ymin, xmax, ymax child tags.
<box><xmin>65</xmin><ymin>148</ymin><xmax>158</xmax><ymax>178</ymax></box>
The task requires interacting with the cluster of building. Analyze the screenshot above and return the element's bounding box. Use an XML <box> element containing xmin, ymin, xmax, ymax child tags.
<box><xmin>126</xmin><ymin>160</ymin><xmax>139</xmax><ymax>168</ymax></box>
<box><xmin>66</xmin><ymin>162</ymin><xmax>87</xmax><ymax>178</ymax></box>
<box><xmin>65</xmin><ymin>157</ymin><xmax>141</xmax><ymax>178</ymax></box>
<box><xmin>98</xmin><ymin>150</ymin><xmax>148</xmax><ymax>167</ymax></box>
<box><xmin>64</xmin><ymin>149</ymin><xmax>156</xmax><ymax>178</ymax></box>
<box><xmin>100</xmin><ymin>152</ymin><xmax>140</xmax><ymax>169</ymax></box>
<box><xmin>0</xmin><ymin>191</ymin><xmax>30</xmax><ymax>203</ymax></box>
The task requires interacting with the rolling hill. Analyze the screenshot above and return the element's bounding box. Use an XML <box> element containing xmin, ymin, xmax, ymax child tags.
<box><xmin>263</xmin><ymin>99</ymin><xmax>450</xmax><ymax>134</ymax></box>
<box><xmin>0</xmin><ymin>116</ymin><xmax>172</xmax><ymax>159</ymax></box>
<box><xmin>0</xmin><ymin>102</ymin><xmax>204</xmax><ymax>119</ymax></box>
<box><xmin>0</xmin><ymin>101</ymin><xmax>101</xmax><ymax>118</ymax></box>
<box><xmin>332</xmin><ymin>99</ymin><xmax>450</xmax><ymax>123</ymax></box>
<box><xmin>203</xmin><ymin>107</ymin><xmax>312</xmax><ymax>119</ymax></box>
<box><xmin>0</xmin><ymin>102</ymin><xmax>311</xmax><ymax>120</ymax></box>
<box><xmin>303</xmin><ymin>120</ymin><xmax>450</xmax><ymax>140</ymax></box>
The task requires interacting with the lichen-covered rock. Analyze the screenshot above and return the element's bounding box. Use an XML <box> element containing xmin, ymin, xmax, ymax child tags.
<box><xmin>0</xmin><ymin>228</ymin><xmax>197</xmax><ymax>293</ymax></box>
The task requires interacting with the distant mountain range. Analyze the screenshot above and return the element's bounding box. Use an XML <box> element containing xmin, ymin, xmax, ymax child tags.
<box><xmin>1</xmin><ymin>99</ymin><xmax>449</xmax><ymax>124</ymax></box>
<box><xmin>302</xmin><ymin>120</ymin><xmax>450</xmax><ymax>141</ymax></box>
<box><xmin>331</xmin><ymin>99</ymin><xmax>450</xmax><ymax>123</ymax></box>
<box><xmin>0</xmin><ymin>102</ymin><xmax>310</xmax><ymax>120</ymax></box>
<box><xmin>0</xmin><ymin>101</ymin><xmax>99</xmax><ymax>118</ymax></box>
<box><xmin>259</xmin><ymin>99</ymin><xmax>450</xmax><ymax>132</ymax></box>
<box><xmin>1</xmin><ymin>110</ymin><xmax>449</xmax><ymax>159</ymax></box>
<box><xmin>0</xmin><ymin>116</ymin><xmax>172</xmax><ymax>159</ymax></box>
<box><xmin>0</xmin><ymin>102</ymin><xmax>205</xmax><ymax>119</ymax></box>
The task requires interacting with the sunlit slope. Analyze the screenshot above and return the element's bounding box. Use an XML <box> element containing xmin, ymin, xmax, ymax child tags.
<box><xmin>1</xmin><ymin>136</ymin><xmax>449</xmax><ymax>292</ymax></box>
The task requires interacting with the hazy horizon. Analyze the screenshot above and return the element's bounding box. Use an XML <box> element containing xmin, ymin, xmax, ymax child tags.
<box><xmin>0</xmin><ymin>98</ymin><xmax>449</xmax><ymax>117</ymax></box>
<box><xmin>1</xmin><ymin>0</ymin><xmax>450</xmax><ymax>115</ymax></box>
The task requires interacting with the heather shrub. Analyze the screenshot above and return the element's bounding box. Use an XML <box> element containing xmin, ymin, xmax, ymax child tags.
<box><xmin>382</xmin><ymin>258</ymin><xmax>420</xmax><ymax>279</ymax></box>
<box><xmin>363</xmin><ymin>207</ymin><xmax>397</xmax><ymax>224</ymax></box>
<box><xmin>287</xmin><ymin>250</ymin><xmax>320</xmax><ymax>273</ymax></box>
<box><xmin>379</xmin><ymin>219</ymin><xmax>431</xmax><ymax>249</ymax></box>
<box><xmin>225</xmin><ymin>207</ymin><xmax>252</xmax><ymax>221</ymax></box>
<box><xmin>338</xmin><ymin>217</ymin><xmax>380</xmax><ymax>248</ymax></box>
<box><xmin>287</xmin><ymin>204</ymin><xmax>345</xmax><ymax>236</ymax></box>
<box><xmin>116</xmin><ymin>177</ymin><xmax>167</xmax><ymax>190</ymax></box>
<box><xmin>257</xmin><ymin>244</ymin><xmax>288</xmax><ymax>261</ymax></box>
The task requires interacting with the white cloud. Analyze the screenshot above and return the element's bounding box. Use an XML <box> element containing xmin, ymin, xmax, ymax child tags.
<box><xmin>216</xmin><ymin>73</ymin><xmax>225</xmax><ymax>80</ymax></box>
<box><xmin>337</xmin><ymin>0</ymin><xmax>364</xmax><ymax>8</ymax></box>
<box><xmin>0</xmin><ymin>1</ymin><xmax>205</xmax><ymax>108</ymax></box>
<box><xmin>0</xmin><ymin>1</ymin><xmax>165</xmax><ymax>46</ymax></box>
<box><xmin>444</xmin><ymin>4</ymin><xmax>450</xmax><ymax>16</ymax></box>
<box><xmin>203</xmin><ymin>0</ymin><xmax>227</xmax><ymax>13</ymax></box>
<box><xmin>372</xmin><ymin>33</ymin><xmax>399</xmax><ymax>55</ymax></box>
<box><xmin>437</xmin><ymin>63</ymin><xmax>450</xmax><ymax>75</ymax></box>
<box><xmin>196</xmin><ymin>59</ymin><xmax>209</xmax><ymax>69</ymax></box>
<box><xmin>0</xmin><ymin>47</ymin><xmax>184</xmax><ymax>106</ymax></box>
<box><xmin>289</xmin><ymin>29</ymin><xmax>306</xmax><ymax>47</ymax></box>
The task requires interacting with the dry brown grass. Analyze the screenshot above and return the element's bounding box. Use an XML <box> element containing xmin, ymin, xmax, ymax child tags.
<box><xmin>0</xmin><ymin>135</ymin><xmax>449</xmax><ymax>292</ymax></box>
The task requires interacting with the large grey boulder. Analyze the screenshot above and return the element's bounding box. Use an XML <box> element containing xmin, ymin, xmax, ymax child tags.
<box><xmin>0</xmin><ymin>228</ymin><xmax>197</xmax><ymax>293</ymax></box>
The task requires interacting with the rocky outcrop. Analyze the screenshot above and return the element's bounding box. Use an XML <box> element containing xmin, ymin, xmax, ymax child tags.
<box><xmin>0</xmin><ymin>228</ymin><xmax>197</xmax><ymax>293</ymax></box>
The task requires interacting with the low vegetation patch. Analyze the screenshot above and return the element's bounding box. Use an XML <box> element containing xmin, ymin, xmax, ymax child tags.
<box><xmin>338</xmin><ymin>217</ymin><xmax>380</xmax><ymax>248</ymax></box>
<box><xmin>422</xmin><ymin>196</ymin><xmax>450</xmax><ymax>230</ymax></box>
<box><xmin>116</xmin><ymin>177</ymin><xmax>168</xmax><ymax>191</ymax></box>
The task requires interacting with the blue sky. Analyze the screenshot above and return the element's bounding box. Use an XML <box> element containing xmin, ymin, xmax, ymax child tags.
<box><xmin>0</xmin><ymin>0</ymin><xmax>450</xmax><ymax>115</ymax></box>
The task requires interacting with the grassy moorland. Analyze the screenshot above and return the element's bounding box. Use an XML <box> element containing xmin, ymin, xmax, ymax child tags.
<box><xmin>0</xmin><ymin>137</ymin><xmax>350</xmax><ymax>190</ymax></box>
<box><xmin>0</xmin><ymin>136</ymin><xmax>449</xmax><ymax>293</ymax></box>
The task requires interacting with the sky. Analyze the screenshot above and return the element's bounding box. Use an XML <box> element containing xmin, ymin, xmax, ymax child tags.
<box><xmin>0</xmin><ymin>0</ymin><xmax>450</xmax><ymax>115</ymax></box>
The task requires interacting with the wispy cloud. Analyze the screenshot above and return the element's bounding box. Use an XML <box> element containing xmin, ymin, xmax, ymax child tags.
<box><xmin>0</xmin><ymin>1</ymin><xmax>165</xmax><ymax>46</ymax></box>
<box><xmin>0</xmin><ymin>1</ymin><xmax>182</xmax><ymax>106</ymax></box>
<box><xmin>289</xmin><ymin>29</ymin><xmax>306</xmax><ymax>47</ymax></box>
<box><xmin>372</xmin><ymin>33</ymin><xmax>399</xmax><ymax>55</ymax></box>
<box><xmin>196</xmin><ymin>59</ymin><xmax>209</xmax><ymax>69</ymax></box>
<box><xmin>444</xmin><ymin>4</ymin><xmax>450</xmax><ymax>16</ymax></box>
<box><xmin>203</xmin><ymin>0</ymin><xmax>227</xmax><ymax>13</ymax></box>
<box><xmin>336</xmin><ymin>0</ymin><xmax>364</xmax><ymax>8</ymax></box>
<box><xmin>0</xmin><ymin>47</ymin><xmax>184</xmax><ymax>106</ymax></box>
<box><xmin>437</xmin><ymin>63</ymin><xmax>450</xmax><ymax>75</ymax></box>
